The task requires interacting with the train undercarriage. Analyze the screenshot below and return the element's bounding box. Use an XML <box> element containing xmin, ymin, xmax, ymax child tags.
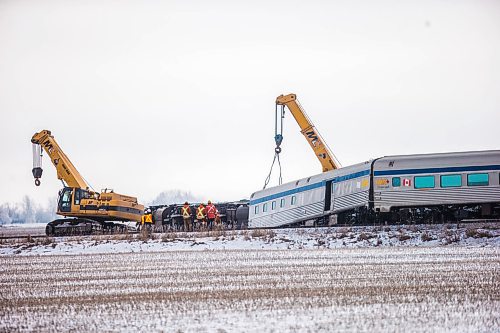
<box><xmin>44</xmin><ymin>201</ymin><xmax>500</xmax><ymax>236</ymax></box>
<box><xmin>274</xmin><ymin>202</ymin><xmax>500</xmax><ymax>228</ymax></box>
<box><xmin>375</xmin><ymin>202</ymin><xmax>500</xmax><ymax>225</ymax></box>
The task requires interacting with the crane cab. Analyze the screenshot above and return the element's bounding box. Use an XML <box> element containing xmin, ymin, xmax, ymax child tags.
<box><xmin>56</xmin><ymin>186</ymin><xmax>143</xmax><ymax>222</ymax></box>
<box><xmin>57</xmin><ymin>187</ymin><xmax>93</xmax><ymax>214</ymax></box>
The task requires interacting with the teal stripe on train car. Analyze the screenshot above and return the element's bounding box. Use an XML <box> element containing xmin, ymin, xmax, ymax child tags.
<box><xmin>250</xmin><ymin>169</ymin><xmax>370</xmax><ymax>206</ymax></box>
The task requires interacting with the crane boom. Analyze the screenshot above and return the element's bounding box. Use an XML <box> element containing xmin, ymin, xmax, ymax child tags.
<box><xmin>276</xmin><ymin>94</ymin><xmax>339</xmax><ymax>172</ymax></box>
<box><xmin>31</xmin><ymin>130</ymin><xmax>89</xmax><ymax>189</ymax></box>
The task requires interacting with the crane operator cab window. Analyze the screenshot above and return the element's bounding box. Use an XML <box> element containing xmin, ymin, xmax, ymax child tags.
<box><xmin>74</xmin><ymin>189</ymin><xmax>90</xmax><ymax>205</ymax></box>
<box><xmin>58</xmin><ymin>188</ymin><xmax>73</xmax><ymax>212</ymax></box>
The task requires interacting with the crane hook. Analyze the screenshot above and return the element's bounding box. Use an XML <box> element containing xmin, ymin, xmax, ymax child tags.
<box><xmin>274</xmin><ymin>104</ymin><xmax>284</xmax><ymax>155</ymax></box>
<box><xmin>32</xmin><ymin>166</ymin><xmax>43</xmax><ymax>187</ymax></box>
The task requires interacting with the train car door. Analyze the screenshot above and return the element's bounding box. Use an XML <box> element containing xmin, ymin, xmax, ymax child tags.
<box><xmin>324</xmin><ymin>180</ymin><xmax>332</xmax><ymax>211</ymax></box>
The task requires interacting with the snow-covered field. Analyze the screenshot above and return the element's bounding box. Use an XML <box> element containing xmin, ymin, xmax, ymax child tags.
<box><xmin>1</xmin><ymin>246</ymin><xmax>498</xmax><ymax>332</ymax></box>
<box><xmin>0</xmin><ymin>223</ymin><xmax>46</xmax><ymax>237</ymax></box>
<box><xmin>1</xmin><ymin>224</ymin><xmax>499</xmax><ymax>332</ymax></box>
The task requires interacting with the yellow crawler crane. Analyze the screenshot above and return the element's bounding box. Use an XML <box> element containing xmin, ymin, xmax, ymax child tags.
<box><xmin>275</xmin><ymin>93</ymin><xmax>340</xmax><ymax>172</ymax></box>
<box><xmin>31</xmin><ymin>130</ymin><xmax>144</xmax><ymax>236</ymax></box>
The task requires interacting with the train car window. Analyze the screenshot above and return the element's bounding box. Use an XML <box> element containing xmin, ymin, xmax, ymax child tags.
<box><xmin>280</xmin><ymin>198</ymin><xmax>285</xmax><ymax>208</ymax></box>
<box><xmin>392</xmin><ymin>177</ymin><xmax>401</xmax><ymax>187</ymax></box>
<box><xmin>254</xmin><ymin>206</ymin><xmax>259</xmax><ymax>215</ymax></box>
<box><xmin>414</xmin><ymin>175</ymin><xmax>435</xmax><ymax>189</ymax></box>
<box><xmin>263</xmin><ymin>203</ymin><xmax>268</xmax><ymax>212</ymax></box>
<box><xmin>467</xmin><ymin>173</ymin><xmax>489</xmax><ymax>186</ymax></box>
<box><xmin>441</xmin><ymin>174</ymin><xmax>462</xmax><ymax>188</ymax></box>
<box><xmin>291</xmin><ymin>196</ymin><xmax>297</xmax><ymax>205</ymax></box>
<box><xmin>272</xmin><ymin>201</ymin><xmax>276</xmax><ymax>210</ymax></box>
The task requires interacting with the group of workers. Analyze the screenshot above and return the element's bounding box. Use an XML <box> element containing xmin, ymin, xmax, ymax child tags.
<box><xmin>181</xmin><ymin>200</ymin><xmax>219</xmax><ymax>232</ymax></box>
<box><xmin>140</xmin><ymin>200</ymin><xmax>220</xmax><ymax>232</ymax></box>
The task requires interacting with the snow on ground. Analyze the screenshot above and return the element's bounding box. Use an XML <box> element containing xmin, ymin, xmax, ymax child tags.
<box><xmin>0</xmin><ymin>223</ymin><xmax>46</xmax><ymax>228</ymax></box>
<box><xmin>0</xmin><ymin>223</ymin><xmax>46</xmax><ymax>237</ymax></box>
<box><xmin>0</xmin><ymin>223</ymin><xmax>499</xmax><ymax>256</ymax></box>
<box><xmin>1</xmin><ymin>224</ymin><xmax>499</xmax><ymax>332</ymax></box>
<box><xmin>1</xmin><ymin>246</ymin><xmax>498</xmax><ymax>332</ymax></box>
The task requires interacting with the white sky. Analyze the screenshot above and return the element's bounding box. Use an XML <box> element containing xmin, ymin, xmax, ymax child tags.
<box><xmin>0</xmin><ymin>0</ymin><xmax>499</xmax><ymax>206</ymax></box>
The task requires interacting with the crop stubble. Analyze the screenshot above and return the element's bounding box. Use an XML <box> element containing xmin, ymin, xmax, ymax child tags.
<box><xmin>0</xmin><ymin>247</ymin><xmax>499</xmax><ymax>332</ymax></box>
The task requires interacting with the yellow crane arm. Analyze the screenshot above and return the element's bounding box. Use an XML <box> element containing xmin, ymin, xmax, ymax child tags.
<box><xmin>31</xmin><ymin>130</ymin><xmax>89</xmax><ymax>189</ymax></box>
<box><xmin>276</xmin><ymin>94</ymin><xmax>339</xmax><ymax>172</ymax></box>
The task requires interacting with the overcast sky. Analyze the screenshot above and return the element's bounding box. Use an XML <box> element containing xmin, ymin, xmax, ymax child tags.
<box><xmin>0</xmin><ymin>0</ymin><xmax>499</xmax><ymax>206</ymax></box>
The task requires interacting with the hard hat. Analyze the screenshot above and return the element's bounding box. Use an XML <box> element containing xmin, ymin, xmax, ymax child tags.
<box><xmin>208</xmin><ymin>200</ymin><xmax>211</xmax><ymax>204</ymax></box>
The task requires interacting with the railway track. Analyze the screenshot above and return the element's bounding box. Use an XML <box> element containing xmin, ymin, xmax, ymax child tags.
<box><xmin>1</xmin><ymin>219</ymin><xmax>498</xmax><ymax>241</ymax></box>
<box><xmin>0</xmin><ymin>231</ymin><xmax>140</xmax><ymax>241</ymax></box>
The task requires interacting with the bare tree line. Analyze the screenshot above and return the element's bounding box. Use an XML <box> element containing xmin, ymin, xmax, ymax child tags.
<box><xmin>148</xmin><ymin>189</ymin><xmax>202</xmax><ymax>206</ymax></box>
<box><xmin>0</xmin><ymin>196</ymin><xmax>58</xmax><ymax>225</ymax></box>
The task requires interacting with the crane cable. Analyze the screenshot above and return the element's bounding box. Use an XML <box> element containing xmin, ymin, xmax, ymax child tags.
<box><xmin>32</xmin><ymin>144</ymin><xmax>42</xmax><ymax>169</ymax></box>
<box><xmin>262</xmin><ymin>151</ymin><xmax>282</xmax><ymax>189</ymax></box>
<box><xmin>262</xmin><ymin>104</ymin><xmax>285</xmax><ymax>189</ymax></box>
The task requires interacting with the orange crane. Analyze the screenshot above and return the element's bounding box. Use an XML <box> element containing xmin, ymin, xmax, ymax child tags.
<box><xmin>275</xmin><ymin>93</ymin><xmax>340</xmax><ymax>172</ymax></box>
<box><xmin>31</xmin><ymin>130</ymin><xmax>144</xmax><ymax>235</ymax></box>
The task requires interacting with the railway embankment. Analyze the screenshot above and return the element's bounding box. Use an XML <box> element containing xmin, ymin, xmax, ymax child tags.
<box><xmin>1</xmin><ymin>222</ymin><xmax>498</xmax><ymax>256</ymax></box>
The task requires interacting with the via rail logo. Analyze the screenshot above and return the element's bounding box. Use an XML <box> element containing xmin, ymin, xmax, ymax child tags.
<box><xmin>375</xmin><ymin>178</ymin><xmax>390</xmax><ymax>188</ymax></box>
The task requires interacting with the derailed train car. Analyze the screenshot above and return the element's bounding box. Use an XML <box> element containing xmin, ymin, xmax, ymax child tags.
<box><xmin>248</xmin><ymin>150</ymin><xmax>500</xmax><ymax>228</ymax></box>
<box><xmin>149</xmin><ymin>201</ymin><xmax>249</xmax><ymax>231</ymax></box>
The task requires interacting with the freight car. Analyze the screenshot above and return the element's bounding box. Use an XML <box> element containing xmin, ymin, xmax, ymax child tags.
<box><xmin>248</xmin><ymin>150</ymin><xmax>500</xmax><ymax>228</ymax></box>
<box><xmin>149</xmin><ymin>201</ymin><xmax>249</xmax><ymax>231</ymax></box>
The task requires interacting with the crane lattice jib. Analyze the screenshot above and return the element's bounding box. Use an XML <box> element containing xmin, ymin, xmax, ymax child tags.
<box><xmin>275</xmin><ymin>94</ymin><xmax>340</xmax><ymax>172</ymax></box>
<box><xmin>31</xmin><ymin>130</ymin><xmax>89</xmax><ymax>189</ymax></box>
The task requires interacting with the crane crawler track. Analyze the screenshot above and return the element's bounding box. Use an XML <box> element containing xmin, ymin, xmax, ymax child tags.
<box><xmin>45</xmin><ymin>218</ymin><xmax>133</xmax><ymax>236</ymax></box>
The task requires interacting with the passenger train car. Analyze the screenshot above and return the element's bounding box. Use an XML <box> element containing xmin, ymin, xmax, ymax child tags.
<box><xmin>248</xmin><ymin>150</ymin><xmax>500</xmax><ymax>227</ymax></box>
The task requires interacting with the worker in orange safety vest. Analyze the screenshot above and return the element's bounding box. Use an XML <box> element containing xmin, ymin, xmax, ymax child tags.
<box><xmin>196</xmin><ymin>203</ymin><xmax>206</xmax><ymax>231</ymax></box>
<box><xmin>206</xmin><ymin>200</ymin><xmax>217</xmax><ymax>231</ymax></box>
<box><xmin>181</xmin><ymin>202</ymin><xmax>192</xmax><ymax>232</ymax></box>
<box><xmin>141</xmin><ymin>209</ymin><xmax>153</xmax><ymax>232</ymax></box>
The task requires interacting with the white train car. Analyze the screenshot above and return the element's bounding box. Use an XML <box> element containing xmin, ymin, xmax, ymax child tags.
<box><xmin>372</xmin><ymin>150</ymin><xmax>500</xmax><ymax>221</ymax></box>
<box><xmin>331</xmin><ymin>161</ymin><xmax>371</xmax><ymax>217</ymax></box>
<box><xmin>249</xmin><ymin>172</ymin><xmax>329</xmax><ymax>229</ymax></box>
<box><xmin>248</xmin><ymin>161</ymin><xmax>371</xmax><ymax>228</ymax></box>
<box><xmin>249</xmin><ymin>150</ymin><xmax>500</xmax><ymax>228</ymax></box>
